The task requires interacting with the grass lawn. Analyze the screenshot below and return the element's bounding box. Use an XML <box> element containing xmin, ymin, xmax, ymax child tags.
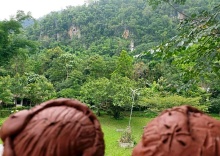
<box><xmin>98</xmin><ymin>115</ymin><xmax>152</xmax><ymax>156</ymax></box>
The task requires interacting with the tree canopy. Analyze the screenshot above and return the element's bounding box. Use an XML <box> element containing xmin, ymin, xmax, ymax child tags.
<box><xmin>0</xmin><ymin>0</ymin><xmax>219</xmax><ymax>117</ymax></box>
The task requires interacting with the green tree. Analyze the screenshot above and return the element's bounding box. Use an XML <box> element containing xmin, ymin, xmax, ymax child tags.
<box><xmin>114</xmin><ymin>50</ymin><xmax>134</xmax><ymax>78</ymax></box>
<box><xmin>85</xmin><ymin>55</ymin><xmax>107</xmax><ymax>79</ymax></box>
<box><xmin>7</xmin><ymin>48</ymin><xmax>31</xmax><ymax>75</ymax></box>
<box><xmin>0</xmin><ymin>11</ymin><xmax>36</xmax><ymax>65</ymax></box>
<box><xmin>10</xmin><ymin>73</ymin><xmax>28</xmax><ymax>101</ymax></box>
<box><xmin>43</xmin><ymin>47</ymin><xmax>65</xmax><ymax>71</ymax></box>
<box><xmin>109</xmin><ymin>73</ymin><xmax>136</xmax><ymax>119</ymax></box>
<box><xmin>80</xmin><ymin>77</ymin><xmax>110</xmax><ymax>116</ymax></box>
<box><xmin>46</xmin><ymin>52</ymin><xmax>76</xmax><ymax>85</ymax></box>
<box><xmin>0</xmin><ymin>20</ymin><xmax>21</xmax><ymax>64</ymax></box>
<box><xmin>25</xmin><ymin>73</ymin><xmax>56</xmax><ymax>105</ymax></box>
<box><xmin>0</xmin><ymin>76</ymin><xmax>13</xmax><ymax>104</ymax></box>
<box><xmin>57</xmin><ymin>70</ymin><xmax>85</xmax><ymax>98</ymax></box>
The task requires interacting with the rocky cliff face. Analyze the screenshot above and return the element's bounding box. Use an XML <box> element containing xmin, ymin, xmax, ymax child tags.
<box><xmin>68</xmin><ymin>25</ymin><xmax>81</xmax><ymax>39</ymax></box>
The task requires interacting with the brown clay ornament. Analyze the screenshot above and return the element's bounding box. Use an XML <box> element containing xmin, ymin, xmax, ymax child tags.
<box><xmin>0</xmin><ymin>98</ymin><xmax>105</xmax><ymax>156</ymax></box>
<box><xmin>132</xmin><ymin>105</ymin><xmax>220</xmax><ymax>156</ymax></box>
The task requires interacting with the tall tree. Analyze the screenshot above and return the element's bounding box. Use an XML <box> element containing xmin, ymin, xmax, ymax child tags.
<box><xmin>25</xmin><ymin>73</ymin><xmax>56</xmax><ymax>105</ymax></box>
<box><xmin>80</xmin><ymin>77</ymin><xmax>110</xmax><ymax>116</ymax></box>
<box><xmin>114</xmin><ymin>50</ymin><xmax>134</xmax><ymax>78</ymax></box>
<box><xmin>109</xmin><ymin>73</ymin><xmax>136</xmax><ymax>119</ymax></box>
<box><xmin>0</xmin><ymin>76</ymin><xmax>13</xmax><ymax>104</ymax></box>
<box><xmin>0</xmin><ymin>11</ymin><xmax>36</xmax><ymax>65</ymax></box>
<box><xmin>46</xmin><ymin>52</ymin><xmax>76</xmax><ymax>85</ymax></box>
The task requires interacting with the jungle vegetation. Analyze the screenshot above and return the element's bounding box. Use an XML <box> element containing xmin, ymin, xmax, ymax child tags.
<box><xmin>0</xmin><ymin>0</ymin><xmax>219</xmax><ymax>119</ymax></box>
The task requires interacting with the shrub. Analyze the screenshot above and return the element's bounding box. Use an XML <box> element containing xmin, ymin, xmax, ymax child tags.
<box><xmin>0</xmin><ymin>110</ymin><xmax>11</xmax><ymax>118</ymax></box>
<box><xmin>11</xmin><ymin>106</ymin><xmax>31</xmax><ymax>111</ymax></box>
<box><xmin>138</xmin><ymin>94</ymin><xmax>208</xmax><ymax>113</ymax></box>
<box><xmin>144</xmin><ymin>110</ymin><xmax>158</xmax><ymax>118</ymax></box>
<box><xmin>208</xmin><ymin>97</ymin><xmax>220</xmax><ymax>114</ymax></box>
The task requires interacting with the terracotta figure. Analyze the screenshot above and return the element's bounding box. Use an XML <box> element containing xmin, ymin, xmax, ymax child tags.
<box><xmin>0</xmin><ymin>98</ymin><xmax>105</xmax><ymax>156</ymax></box>
<box><xmin>132</xmin><ymin>105</ymin><xmax>220</xmax><ymax>156</ymax></box>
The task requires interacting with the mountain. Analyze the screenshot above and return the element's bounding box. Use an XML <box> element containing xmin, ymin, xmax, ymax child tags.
<box><xmin>25</xmin><ymin>0</ymin><xmax>218</xmax><ymax>56</ymax></box>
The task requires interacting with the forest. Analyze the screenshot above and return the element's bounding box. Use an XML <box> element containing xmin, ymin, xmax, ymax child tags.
<box><xmin>0</xmin><ymin>0</ymin><xmax>219</xmax><ymax>119</ymax></box>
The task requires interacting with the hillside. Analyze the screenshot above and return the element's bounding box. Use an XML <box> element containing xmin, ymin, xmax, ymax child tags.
<box><xmin>26</xmin><ymin>0</ymin><xmax>178</xmax><ymax>55</ymax></box>
<box><xmin>0</xmin><ymin>0</ymin><xmax>219</xmax><ymax>116</ymax></box>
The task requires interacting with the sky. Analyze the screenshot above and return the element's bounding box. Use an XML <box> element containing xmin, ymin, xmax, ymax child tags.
<box><xmin>0</xmin><ymin>0</ymin><xmax>85</xmax><ymax>20</ymax></box>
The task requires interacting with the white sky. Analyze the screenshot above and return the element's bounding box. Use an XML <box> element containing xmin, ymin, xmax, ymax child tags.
<box><xmin>0</xmin><ymin>0</ymin><xmax>85</xmax><ymax>20</ymax></box>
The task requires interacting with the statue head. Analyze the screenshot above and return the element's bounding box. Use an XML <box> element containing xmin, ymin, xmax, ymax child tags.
<box><xmin>132</xmin><ymin>105</ymin><xmax>220</xmax><ymax>156</ymax></box>
<box><xmin>0</xmin><ymin>98</ymin><xmax>105</xmax><ymax>156</ymax></box>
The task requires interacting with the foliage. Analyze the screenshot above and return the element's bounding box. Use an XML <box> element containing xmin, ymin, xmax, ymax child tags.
<box><xmin>147</xmin><ymin>0</ymin><xmax>186</xmax><ymax>8</ymax></box>
<box><xmin>11</xmin><ymin>106</ymin><xmax>30</xmax><ymax>111</ymax></box>
<box><xmin>151</xmin><ymin>3</ymin><xmax>220</xmax><ymax>79</ymax></box>
<box><xmin>114</xmin><ymin>50</ymin><xmax>134</xmax><ymax>78</ymax></box>
<box><xmin>209</xmin><ymin>97</ymin><xmax>220</xmax><ymax>114</ymax></box>
<box><xmin>26</xmin><ymin>0</ymin><xmax>179</xmax><ymax>51</ymax></box>
<box><xmin>0</xmin><ymin>11</ymin><xmax>36</xmax><ymax>65</ymax></box>
<box><xmin>81</xmin><ymin>74</ymin><xmax>136</xmax><ymax>119</ymax></box>
<box><xmin>46</xmin><ymin>53</ymin><xmax>76</xmax><ymax>82</ymax></box>
<box><xmin>0</xmin><ymin>0</ymin><xmax>219</xmax><ymax>115</ymax></box>
<box><xmin>109</xmin><ymin>74</ymin><xmax>136</xmax><ymax>119</ymax></box>
<box><xmin>7</xmin><ymin>48</ymin><xmax>30</xmax><ymax>75</ymax></box>
<box><xmin>0</xmin><ymin>76</ymin><xmax>13</xmax><ymax>104</ymax></box>
<box><xmin>143</xmin><ymin>0</ymin><xmax>219</xmax><ymax>113</ymax></box>
<box><xmin>57</xmin><ymin>70</ymin><xmax>85</xmax><ymax>97</ymax></box>
<box><xmin>25</xmin><ymin>73</ymin><xmax>56</xmax><ymax>104</ymax></box>
<box><xmin>138</xmin><ymin>91</ymin><xmax>207</xmax><ymax>112</ymax></box>
<box><xmin>58</xmin><ymin>88</ymin><xmax>77</xmax><ymax>98</ymax></box>
<box><xmin>10</xmin><ymin>74</ymin><xmax>28</xmax><ymax>99</ymax></box>
<box><xmin>80</xmin><ymin>77</ymin><xmax>110</xmax><ymax>115</ymax></box>
<box><xmin>0</xmin><ymin>111</ymin><xmax>11</xmax><ymax>118</ymax></box>
<box><xmin>144</xmin><ymin>110</ymin><xmax>158</xmax><ymax>118</ymax></box>
<box><xmin>84</xmin><ymin>54</ymin><xmax>108</xmax><ymax>78</ymax></box>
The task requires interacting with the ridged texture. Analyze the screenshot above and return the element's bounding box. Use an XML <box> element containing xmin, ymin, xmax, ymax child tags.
<box><xmin>132</xmin><ymin>105</ymin><xmax>220</xmax><ymax>156</ymax></box>
<box><xmin>0</xmin><ymin>98</ymin><xmax>105</xmax><ymax>156</ymax></box>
